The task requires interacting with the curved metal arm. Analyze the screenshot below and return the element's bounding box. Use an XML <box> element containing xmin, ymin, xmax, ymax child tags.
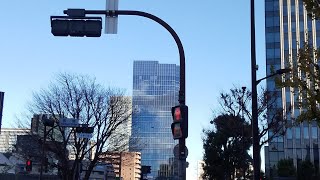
<box><xmin>72</xmin><ymin>9</ymin><xmax>186</xmax><ymax>105</ymax></box>
<box><xmin>256</xmin><ymin>68</ymin><xmax>291</xmax><ymax>85</ymax></box>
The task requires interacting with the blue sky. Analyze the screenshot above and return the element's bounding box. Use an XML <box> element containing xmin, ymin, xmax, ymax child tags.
<box><xmin>0</xmin><ymin>0</ymin><xmax>266</xmax><ymax>179</ymax></box>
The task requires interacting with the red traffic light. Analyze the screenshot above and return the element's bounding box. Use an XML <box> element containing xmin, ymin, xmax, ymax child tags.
<box><xmin>171</xmin><ymin>105</ymin><xmax>188</xmax><ymax>139</ymax></box>
<box><xmin>174</xmin><ymin>107</ymin><xmax>181</xmax><ymax>121</ymax></box>
<box><xmin>26</xmin><ymin>160</ymin><xmax>32</xmax><ymax>172</ymax></box>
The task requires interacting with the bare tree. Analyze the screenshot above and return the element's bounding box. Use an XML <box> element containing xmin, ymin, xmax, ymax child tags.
<box><xmin>26</xmin><ymin>72</ymin><xmax>132</xmax><ymax>180</ymax></box>
<box><xmin>218</xmin><ymin>86</ymin><xmax>288</xmax><ymax>151</ymax></box>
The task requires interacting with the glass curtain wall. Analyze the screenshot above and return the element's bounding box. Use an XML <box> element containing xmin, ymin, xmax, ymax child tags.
<box><xmin>129</xmin><ymin>61</ymin><xmax>180</xmax><ymax>179</ymax></box>
<box><xmin>265</xmin><ymin>0</ymin><xmax>320</xmax><ymax>177</ymax></box>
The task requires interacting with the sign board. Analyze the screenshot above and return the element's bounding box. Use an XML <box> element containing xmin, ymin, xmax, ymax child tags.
<box><xmin>105</xmin><ymin>0</ymin><xmax>119</xmax><ymax>34</ymax></box>
<box><xmin>77</xmin><ymin>133</ymin><xmax>93</xmax><ymax>139</ymax></box>
<box><xmin>59</xmin><ymin>118</ymin><xmax>80</xmax><ymax>127</ymax></box>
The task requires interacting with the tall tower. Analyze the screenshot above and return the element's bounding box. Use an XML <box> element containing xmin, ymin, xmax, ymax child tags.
<box><xmin>265</xmin><ymin>0</ymin><xmax>320</xmax><ymax>177</ymax></box>
<box><xmin>129</xmin><ymin>61</ymin><xmax>180</xmax><ymax>179</ymax></box>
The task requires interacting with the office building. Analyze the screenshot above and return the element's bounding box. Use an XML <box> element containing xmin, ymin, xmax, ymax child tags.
<box><xmin>264</xmin><ymin>0</ymin><xmax>320</xmax><ymax>177</ymax></box>
<box><xmin>129</xmin><ymin>61</ymin><xmax>180</xmax><ymax>179</ymax></box>
<box><xmin>0</xmin><ymin>128</ymin><xmax>30</xmax><ymax>153</ymax></box>
<box><xmin>80</xmin><ymin>162</ymin><xmax>116</xmax><ymax>180</ymax></box>
<box><xmin>100</xmin><ymin>152</ymin><xmax>141</xmax><ymax>180</ymax></box>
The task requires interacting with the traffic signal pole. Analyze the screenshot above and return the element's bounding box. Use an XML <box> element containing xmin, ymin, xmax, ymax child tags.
<box><xmin>62</xmin><ymin>10</ymin><xmax>186</xmax><ymax>104</ymax></box>
<box><xmin>250</xmin><ymin>1</ymin><xmax>260</xmax><ymax>180</ymax></box>
<box><xmin>53</xmin><ymin>9</ymin><xmax>187</xmax><ymax>180</ymax></box>
<box><xmin>63</xmin><ymin>10</ymin><xmax>186</xmax><ymax>101</ymax></box>
<box><xmin>110</xmin><ymin>10</ymin><xmax>187</xmax><ymax>180</ymax></box>
<box><xmin>39</xmin><ymin>125</ymin><xmax>46</xmax><ymax>179</ymax></box>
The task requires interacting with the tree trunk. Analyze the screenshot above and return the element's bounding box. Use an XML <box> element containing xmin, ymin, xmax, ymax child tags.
<box><xmin>83</xmin><ymin>159</ymin><xmax>97</xmax><ymax>180</ymax></box>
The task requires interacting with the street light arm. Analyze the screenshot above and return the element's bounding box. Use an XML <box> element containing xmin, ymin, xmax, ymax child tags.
<box><xmin>256</xmin><ymin>68</ymin><xmax>291</xmax><ymax>85</ymax></box>
<box><xmin>256</xmin><ymin>74</ymin><xmax>277</xmax><ymax>85</ymax></box>
<box><xmin>117</xmin><ymin>10</ymin><xmax>186</xmax><ymax>105</ymax></box>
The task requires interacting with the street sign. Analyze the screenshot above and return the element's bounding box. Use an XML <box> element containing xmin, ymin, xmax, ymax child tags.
<box><xmin>105</xmin><ymin>0</ymin><xmax>119</xmax><ymax>34</ymax></box>
<box><xmin>77</xmin><ymin>133</ymin><xmax>93</xmax><ymax>139</ymax></box>
<box><xmin>59</xmin><ymin>118</ymin><xmax>80</xmax><ymax>127</ymax></box>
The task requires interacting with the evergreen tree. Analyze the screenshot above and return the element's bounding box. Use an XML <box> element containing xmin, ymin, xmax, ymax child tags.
<box><xmin>202</xmin><ymin>114</ymin><xmax>252</xmax><ymax>180</ymax></box>
<box><xmin>277</xmin><ymin>159</ymin><xmax>296</xmax><ymax>177</ymax></box>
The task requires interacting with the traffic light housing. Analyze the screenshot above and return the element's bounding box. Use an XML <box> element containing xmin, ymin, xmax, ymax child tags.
<box><xmin>171</xmin><ymin>105</ymin><xmax>188</xmax><ymax>139</ymax></box>
<box><xmin>51</xmin><ymin>16</ymin><xmax>102</xmax><ymax>37</ymax></box>
<box><xmin>42</xmin><ymin>114</ymin><xmax>54</xmax><ymax>127</ymax></box>
<box><xmin>141</xmin><ymin>165</ymin><xmax>151</xmax><ymax>174</ymax></box>
<box><xmin>26</xmin><ymin>159</ymin><xmax>32</xmax><ymax>172</ymax></box>
<box><xmin>75</xmin><ymin>126</ymin><xmax>94</xmax><ymax>133</ymax></box>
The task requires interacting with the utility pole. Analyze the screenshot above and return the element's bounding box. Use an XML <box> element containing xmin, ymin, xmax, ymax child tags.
<box><xmin>250</xmin><ymin>0</ymin><xmax>260</xmax><ymax>179</ymax></box>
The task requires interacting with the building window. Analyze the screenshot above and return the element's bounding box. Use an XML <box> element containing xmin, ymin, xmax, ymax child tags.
<box><xmin>296</xmin><ymin>127</ymin><xmax>301</xmax><ymax>139</ymax></box>
<box><xmin>304</xmin><ymin>127</ymin><xmax>309</xmax><ymax>139</ymax></box>
<box><xmin>287</xmin><ymin>128</ymin><xmax>292</xmax><ymax>139</ymax></box>
<box><xmin>312</xmin><ymin>127</ymin><xmax>318</xmax><ymax>139</ymax></box>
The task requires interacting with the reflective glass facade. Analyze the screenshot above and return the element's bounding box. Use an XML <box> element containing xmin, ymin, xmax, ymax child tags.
<box><xmin>129</xmin><ymin>61</ymin><xmax>180</xmax><ymax>179</ymax></box>
<box><xmin>265</xmin><ymin>0</ymin><xmax>320</xmax><ymax>177</ymax></box>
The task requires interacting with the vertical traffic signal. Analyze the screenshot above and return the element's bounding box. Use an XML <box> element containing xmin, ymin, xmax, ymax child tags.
<box><xmin>26</xmin><ymin>159</ymin><xmax>32</xmax><ymax>172</ymax></box>
<box><xmin>171</xmin><ymin>105</ymin><xmax>188</xmax><ymax>139</ymax></box>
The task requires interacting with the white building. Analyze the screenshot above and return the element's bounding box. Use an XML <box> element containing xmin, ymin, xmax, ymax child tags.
<box><xmin>0</xmin><ymin>128</ymin><xmax>30</xmax><ymax>153</ymax></box>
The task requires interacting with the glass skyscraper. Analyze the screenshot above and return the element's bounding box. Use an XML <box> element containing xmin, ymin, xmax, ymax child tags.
<box><xmin>265</xmin><ymin>0</ymin><xmax>320</xmax><ymax>177</ymax></box>
<box><xmin>129</xmin><ymin>61</ymin><xmax>180</xmax><ymax>179</ymax></box>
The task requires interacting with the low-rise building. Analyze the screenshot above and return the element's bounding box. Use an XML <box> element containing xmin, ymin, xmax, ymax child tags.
<box><xmin>79</xmin><ymin>161</ymin><xmax>116</xmax><ymax>180</ymax></box>
<box><xmin>101</xmin><ymin>152</ymin><xmax>141</xmax><ymax>180</ymax></box>
<box><xmin>0</xmin><ymin>128</ymin><xmax>30</xmax><ymax>153</ymax></box>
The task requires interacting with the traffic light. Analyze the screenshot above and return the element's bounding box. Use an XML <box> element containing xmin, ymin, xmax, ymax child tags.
<box><xmin>26</xmin><ymin>159</ymin><xmax>32</xmax><ymax>172</ymax></box>
<box><xmin>171</xmin><ymin>105</ymin><xmax>188</xmax><ymax>139</ymax></box>
<box><xmin>141</xmin><ymin>165</ymin><xmax>151</xmax><ymax>174</ymax></box>
<box><xmin>75</xmin><ymin>126</ymin><xmax>94</xmax><ymax>133</ymax></box>
<box><xmin>51</xmin><ymin>16</ymin><xmax>102</xmax><ymax>37</ymax></box>
<box><xmin>42</xmin><ymin>114</ymin><xmax>54</xmax><ymax>127</ymax></box>
<box><xmin>141</xmin><ymin>166</ymin><xmax>151</xmax><ymax>180</ymax></box>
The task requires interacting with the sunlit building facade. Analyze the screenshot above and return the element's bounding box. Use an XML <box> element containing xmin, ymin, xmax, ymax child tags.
<box><xmin>264</xmin><ymin>0</ymin><xmax>320</xmax><ymax>177</ymax></box>
<box><xmin>129</xmin><ymin>61</ymin><xmax>180</xmax><ymax>179</ymax></box>
<box><xmin>100</xmin><ymin>152</ymin><xmax>141</xmax><ymax>180</ymax></box>
<box><xmin>0</xmin><ymin>128</ymin><xmax>30</xmax><ymax>153</ymax></box>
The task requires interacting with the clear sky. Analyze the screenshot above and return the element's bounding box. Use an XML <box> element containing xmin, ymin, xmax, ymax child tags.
<box><xmin>0</xmin><ymin>0</ymin><xmax>266</xmax><ymax>179</ymax></box>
